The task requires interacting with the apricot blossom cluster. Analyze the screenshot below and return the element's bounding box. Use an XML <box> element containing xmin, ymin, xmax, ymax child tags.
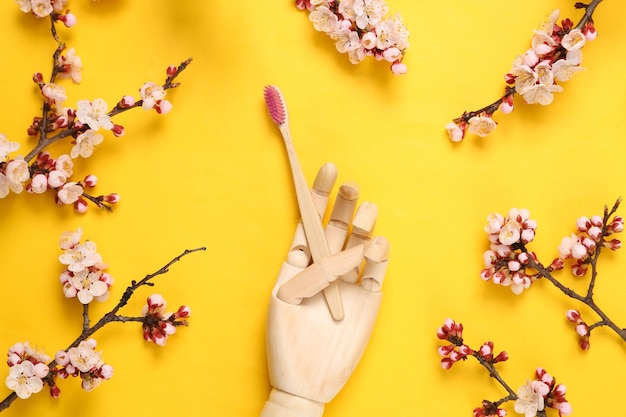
<box><xmin>58</xmin><ymin>228</ymin><xmax>113</xmax><ymax>304</ymax></box>
<box><xmin>447</xmin><ymin>3</ymin><xmax>600</xmax><ymax>142</ymax></box>
<box><xmin>142</xmin><ymin>294</ymin><xmax>191</xmax><ymax>347</ymax></box>
<box><xmin>2</xmin><ymin>0</ymin><xmax>190</xmax><ymax>213</ymax></box>
<box><xmin>479</xmin><ymin>199</ymin><xmax>626</xmax><ymax>352</ymax></box>
<box><xmin>5</xmin><ymin>339</ymin><xmax>112</xmax><ymax>400</ymax></box>
<box><xmin>15</xmin><ymin>0</ymin><xmax>76</xmax><ymax>26</ymax></box>
<box><xmin>1</xmin><ymin>230</ymin><xmax>199</xmax><ymax>408</ymax></box>
<box><xmin>437</xmin><ymin>319</ymin><xmax>571</xmax><ymax>417</ymax></box>
<box><xmin>480</xmin><ymin>208</ymin><xmax>539</xmax><ymax>294</ymax></box>
<box><xmin>296</xmin><ymin>0</ymin><xmax>409</xmax><ymax>74</ymax></box>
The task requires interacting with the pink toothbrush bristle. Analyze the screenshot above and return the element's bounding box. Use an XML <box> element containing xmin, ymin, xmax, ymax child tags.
<box><xmin>264</xmin><ymin>85</ymin><xmax>286</xmax><ymax>125</ymax></box>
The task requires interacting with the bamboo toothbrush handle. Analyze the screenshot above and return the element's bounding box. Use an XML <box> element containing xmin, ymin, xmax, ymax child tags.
<box><xmin>278</xmin><ymin>124</ymin><xmax>344</xmax><ymax>321</ymax></box>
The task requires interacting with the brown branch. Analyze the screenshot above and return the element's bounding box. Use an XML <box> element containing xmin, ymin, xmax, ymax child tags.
<box><xmin>453</xmin><ymin>0</ymin><xmax>604</xmax><ymax>125</ymax></box>
<box><xmin>0</xmin><ymin>247</ymin><xmax>206</xmax><ymax>413</ymax></box>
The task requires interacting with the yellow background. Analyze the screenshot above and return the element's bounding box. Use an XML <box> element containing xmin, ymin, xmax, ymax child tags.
<box><xmin>0</xmin><ymin>0</ymin><xmax>625</xmax><ymax>416</ymax></box>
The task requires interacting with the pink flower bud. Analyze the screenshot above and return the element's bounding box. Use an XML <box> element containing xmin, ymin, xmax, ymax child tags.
<box><xmin>521</xmin><ymin>228</ymin><xmax>535</xmax><ymax>243</ymax></box>
<box><xmin>565</xmin><ymin>309</ymin><xmax>580</xmax><ymax>322</ymax></box>
<box><xmin>99</xmin><ymin>364</ymin><xmax>114</xmax><ymax>379</ymax></box>
<box><xmin>147</xmin><ymin>294</ymin><xmax>166</xmax><ymax>309</ymax></box>
<box><xmin>104</xmin><ymin>193</ymin><xmax>120</xmax><ymax>204</ymax></box>
<box><xmin>493</xmin><ymin>271</ymin><xmax>507</xmax><ymax>285</ymax></box>
<box><xmin>48</xmin><ymin>170</ymin><xmax>67</xmax><ymax>188</ymax></box>
<box><xmin>549</xmin><ymin>257</ymin><xmax>565</xmax><ymax>270</ymax></box>
<box><xmin>156</xmin><ymin>100</ymin><xmax>173</xmax><ymax>114</ymax></box>
<box><xmin>478</xmin><ymin>342</ymin><xmax>493</xmax><ymax>359</ymax></box>
<box><xmin>583</xmin><ymin>22</ymin><xmax>597</xmax><ymax>41</ymax></box>
<box><xmin>119</xmin><ymin>95</ymin><xmax>136</xmax><ymax>108</ymax></box>
<box><xmin>33</xmin><ymin>362</ymin><xmax>50</xmax><ymax>378</ymax></box>
<box><xmin>587</xmin><ymin>226</ymin><xmax>602</xmax><ymax>240</ymax></box>
<box><xmin>59</xmin><ymin>12</ymin><xmax>77</xmax><ymax>28</ymax></box>
<box><xmin>55</xmin><ymin>350</ymin><xmax>70</xmax><ymax>366</ymax></box>
<box><xmin>83</xmin><ymin>174</ymin><xmax>98</xmax><ymax>187</ymax></box>
<box><xmin>449</xmin><ymin>350</ymin><xmax>463</xmax><ymax>361</ymax></box>
<box><xmin>111</xmin><ymin>124</ymin><xmax>125</xmax><ymax>137</ymax></box>
<box><xmin>440</xmin><ymin>358</ymin><xmax>454</xmax><ymax>370</ymax></box>
<box><xmin>572</xmin><ymin>263</ymin><xmax>587</xmax><ymax>276</ymax></box>
<box><xmin>446</xmin><ymin>122</ymin><xmax>465</xmax><ymax>143</ymax></box>
<box><xmin>576</xmin><ymin>216</ymin><xmax>590</xmax><ymax>232</ymax></box>
<box><xmin>49</xmin><ymin>385</ymin><xmax>61</xmax><ymax>398</ymax></box>
<box><xmin>480</xmin><ymin>268</ymin><xmax>493</xmax><ymax>281</ymax></box>
<box><xmin>571</xmin><ymin>244</ymin><xmax>587</xmax><ymax>260</ymax></box>
<box><xmin>604</xmin><ymin>238</ymin><xmax>621</xmax><ymax>250</ymax></box>
<box><xmin>554</xmin><ymin>383</ymin><xmax>567</xmax><ymax>397</ymax></box>
<box><xmin>507</xmin><ymin>260</ymin><xmax>521</xmax><ymax>272</ymax></box>
<box><xmin>610</xmin><ymin>216</ymin><xmax>624</xmax><ymax>233</ymax></box>
<box><xmin>166</xmin><ymin>65</ymin><xmax>178</xmax><ymax>78</ymax></box>
<box><xmin>390</xmin><ymin>61</ymin><xmax>407</xmax><ymax>75</ymax></box>
<box><xmin>581</xmin><ymin>237</ymin><xmax>596</xmax><ymax>250</ymax></box>
<box><xmin>7</xmin><ymin>353</ymin><xmax>20</xmax><ymax>367</ymax></box>
<box><xmin>517</xmin><ymin>251</ymin><xmax>530</xmax><ymax>264</ymax></box>
<box><xmin>493</xmin><ymin>351</ymin><xmax>509</xmax><ymax>363</ymax></box>
<box><xmin>175</xmin><ymin>305</ymin><xmax>191</xmax><ymax>318</ymax></box>
<box><xmin>575</xmin><ymin>322</ymin><xmax>589</xmax><ymax>337</ymax></box>
<box><xmin>557</xmin><ymin>401</ymin><xmax>572</xmax><ymax>415</ymax></box>
<box><xmin>100</xmin><ymin>272</ymin><xmax>114</xmax><ymax>287</ymax></box>
<box><xmin>74</xmin><ymin>198</ymin><xmax>88</xmax><ymax>213</ymax></box>
<box><xmin>437</xmin><ymin>345</ymin><xmax>454</xmax><ymax>356</ymax></box>
<box><xmin>500</xmin><ymin>97</ymin><xmax>514</xmax><ymax>114</ymax></box>
<box><xmin>579</xmin><ymin>337</ymin><xmax>590</xmax><ymax>351</ymax></box>
<box><xmin>590</xmin><ymin>215</ymin><xmax>603</xmax><ymax>227</ymax></box>
<box><xmin>458</xmin><ymin>344</ymin><xmax>472</xmax><ymax>356</ymax></box>
<box><xmin>33</xmin><ymin>72</ymin><xmax>44</xmax><ymax>85</ymax></box>
<box><xmin>29</xmin><ymin>173</ymin><xmax>48</xmax><ymax>194</ymax></box>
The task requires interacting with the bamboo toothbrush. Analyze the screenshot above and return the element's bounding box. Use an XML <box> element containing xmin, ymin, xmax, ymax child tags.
<box><xmin>264</xmin><ymin>85</ymin><xmax>346</xmax><ymax>321</ymax></box>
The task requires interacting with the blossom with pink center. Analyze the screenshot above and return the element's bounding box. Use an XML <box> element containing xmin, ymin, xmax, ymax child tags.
<box><xmin>42</xmin><ymin>83</ymin><xmax>67</xmax><ymax>108</ymax></box>
<box><xmin>56</xmin><ymin>182</ymin><xmax>84</xmax><ymax>205</ymax></box>
<box><xmin>5</xmin><ymin>362</ymin><xmax>45</xmax><ymax>399</ymax></box>
<box><xmin>4</xmin><ymin>158</ymin><xmax>30</xmax><ymax>194</ymax></box>
<box><xmin>56</xmin><ymin>47</ymin><xmax>82</xmax><ymax>83</ymax></box>
<box><xmin>58</xmin><ymin>240</ymin><xmax>102</xmax><ymax>273</ymax></box>
<box><xmin>68</xmin><ymin>339</ymin><xmax>102</xmax><ymax>373</ymax></box>
<box><xmin>140</xmin><ymin>82</ymin><xmax>167</xmax><ymax>111</ymax></box>
<box><xmin>561</xmin><ymin>29</ymin><xmax>586</xmax><ymax>51</ymax></box>
<box><xmin>55</xmin><ymin>154</ymin><xmax>74</xmax><ymax>177</ymax></box>
<box><xmin>514</xmin><ymin>380</ymin><xmax>548</xmax><ymax>417</ymax></box>
<box><xmin>76</xmin><ymin>99</ymin><xmax>113</xmax><ymax>131</ymax></box>
<box><xmin>18</xmin><ymin>0</ymin><xmax>54</xmax><ymax>17</ymax></box>
<box><xmin>467</xmin><ymin>115</ymin><xmax>496</xmax><ymax>137</ymax></box>
<box><xmin>69</xmin><ymin>269</ymin><xmax>109</xmax><ymax>304</ymax></box>
<box><xmin>551</xmin><ymin>58</ymin><xmax>585</xmax><ymax>82</ymax></box>
<box><xmin>309</xmin><ymin>5</ymin><xmax>339</xmax><ymax>33</ymax></box>
<box><xmin>331</xmin><ymin>29</ymin><xmax>361</xmax><ymax>53</ymax></box>
<box><xmin>353</xmin><ymin>0</ymin><xmax>388</xmax><ymax>30</ymax></box>
<box><xmin>299</xmin><ymin>0</ymin><xmax>408</xmax><ymax>74</ymax></box>
<box><xmin>71</xmin><ymin>130</ymin><xmax>104</xmax><ymax>158</ymax></box>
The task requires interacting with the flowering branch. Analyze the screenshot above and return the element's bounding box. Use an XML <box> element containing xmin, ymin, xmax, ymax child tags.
<box><xmin>437</xmin><ymin>319</ymin><xmax>571</xmax><ymax>417</ymax></box>
<box><xmin>0</xmin><ymin>227</ymin><xmax>205</xmax><ymax>412</ymax></box>
<box><xmin>296</xmin><ymin>0</ymin><xmax>410</xmax><ymax>74</ymax></box>
<box><xmin>480</xmin><ymin>198</ymin><xmax>625</xmax><ymax>350</ymax></box>
<box><xmin>1</xmin><ymin>1</ymin><xmax>192</xmax><ymax>213</ymax></box>
<box><xmin>446</xmin><ymin>1</ymin><xmax>602</xmax><ymax>141</ymax></box>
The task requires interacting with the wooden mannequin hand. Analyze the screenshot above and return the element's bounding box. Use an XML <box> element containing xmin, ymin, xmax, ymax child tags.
<box><xmin>261</xmin><ymin>163</ymin><xmax>390</xmax><ymax>417</ymax></box>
